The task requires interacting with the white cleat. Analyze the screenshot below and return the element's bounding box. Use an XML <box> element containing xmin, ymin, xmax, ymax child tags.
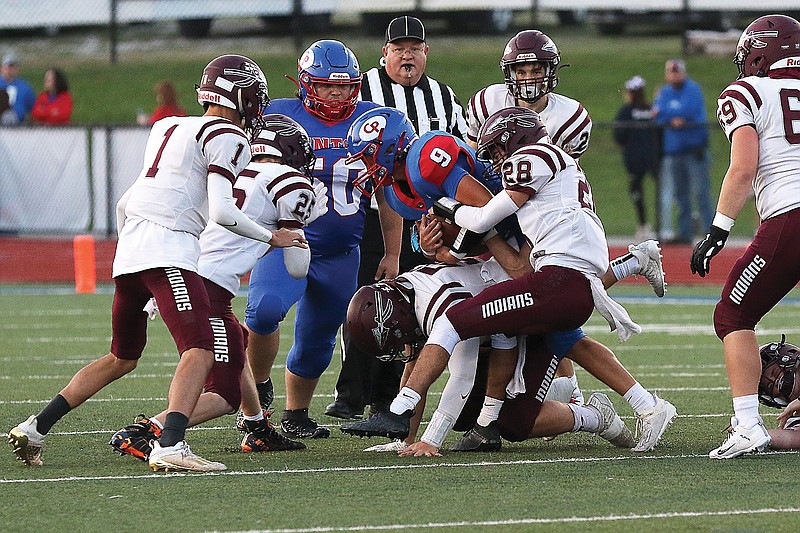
<box><xmin>632</xmin><ymin>392</ymin><xmax>677</xmax><ymax>452</ymax></box>
<box><xmin>363</xmin><ymin>440</ymin><xmax>408</xmax><ymax>452</ymax></box>
<box><xmin>148</xmin><ymin>440</ymin><xmax>227</xmax><ymax>472</ymax></box>
<box><xmin>709</xmin><ymin>416</ymin><xmax>771</xmax><ymax>460</ymax></box>
<box><xmin>8</xmin><ymin>415</ymin><xmax>45</xmax><ymax>466</ymax></box>
<box><xmin>587</xmin><ymin>392</ymin><xmax>636</xmax><ymax>448</ymax></box>
<box><xmin>629</xmin><ymin>240</ymin><xmax>666</xmax><ymax>297</ymax></box>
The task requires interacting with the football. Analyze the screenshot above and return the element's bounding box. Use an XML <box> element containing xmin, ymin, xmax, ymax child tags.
<box><xmin>424</xmin><ymin>214</ymin><xmax>487</xmax><ymax>257</ymax></box>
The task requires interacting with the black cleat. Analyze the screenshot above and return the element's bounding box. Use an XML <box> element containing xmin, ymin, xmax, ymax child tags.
<box><xmin>280</xmin><ymin>414</ymin><xmax>331</xmax><ymax>439</ymax></box>
<box><xmin>449</xmin><ymin>421</ymin><xmax>502</xmax><ymax>452</ymax></box>
<box><xmin>340</xmin><ymin>410</ymin><xmax>413</xmax><ymax>440</ymax></box>
<box><xmin>241</xmin><ymin>420</ymin><xmax>307</xmax><ymax>452</ymax></box>
<box><xmin>109</xmin><ymin>414</ymin><xmax>162</xmax><ymax>461</ymax></box>
<box><xmin>324</xmin><ymin>400</ymin><xmax>364</xmax><ymax>420</ymax></box>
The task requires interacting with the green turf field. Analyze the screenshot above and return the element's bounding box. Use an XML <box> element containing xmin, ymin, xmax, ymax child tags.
<box><xmin>2</xmin><ymin>284</ymin><xmax>800</xmax><ymax>532</ymax></box>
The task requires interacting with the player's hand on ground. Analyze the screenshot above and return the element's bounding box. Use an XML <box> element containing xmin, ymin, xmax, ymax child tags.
<box><xmin>269</xmin><ymin>228</ymin><xmax>308</xmax><ymax>248</ymax></box>
<box><xmin>776</xmin><ymin>398</ymin><xmax>800</xmax><ymax>429</ymax></box>
<box><xmin>398</xmin><ymin>441</ymin><xmax>442</xmax><ymax>457</ymax></box>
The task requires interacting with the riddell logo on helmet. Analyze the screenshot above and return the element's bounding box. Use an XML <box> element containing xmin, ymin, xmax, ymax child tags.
<box><xmin>328</xmin><ymin>73</ymin><xmax>351</xmax><ymax>81</ymax></box>
<box><xmin>198</xmin><ymin>91</ymin><xmax>220</xmax><ymax>104</ymax></box>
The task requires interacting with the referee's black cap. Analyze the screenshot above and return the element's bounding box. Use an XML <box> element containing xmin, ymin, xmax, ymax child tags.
<box><xmin>386</xmin><ymin>16</ymin><xmax>426</xmax><ymax>43</ymax></box>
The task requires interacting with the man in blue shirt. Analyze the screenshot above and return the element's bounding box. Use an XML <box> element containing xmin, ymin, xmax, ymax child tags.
<box><xmin>0</xmin><ymin>53</ymin><xmax>36</xmax><ymax>123</ymax></box>
<box><xmin>653</xmin><ymin>59</ymin><xmax>713</xmax><ymax>244</ymax></box>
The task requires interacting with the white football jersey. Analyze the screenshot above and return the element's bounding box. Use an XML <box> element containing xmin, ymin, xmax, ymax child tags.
<box><xmin>398</xmin><ymin>258</ymin><xmax>511</xmax><ymax>336</ymax></box>
<box><xmin>113</xmin><ymin>116</ymin><xmax>251</xmax><ymax>276</ymax></box>
<box><xmin>717</xmin><ymin>76</ymin><xmax>800</xmax><ymax>220</ymax></box>
<box><xmin>198</xmin><ymin>161</ymin><xmax>315</xmax><ymax>296</ymax></box>
<box><xmin>466</xmin><ymin>84</ymin><xmax>592</xmax><ymax>158</ymax></box>
<box><xmin>501</xmin><ymin>142</ymin><xmax>608</xmax><ymax>276</ymax></box>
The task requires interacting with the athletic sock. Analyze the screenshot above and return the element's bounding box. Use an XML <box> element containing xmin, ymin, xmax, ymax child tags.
<box><xmin>624</xmin><ymin>382</ymin><xmax>657</xmax><ymax>415</ymax></box>
<box><xmin>568</xmin><ymin>403</ymin><xmax>601</xmax><ymax>433</ymax></box>
<box><xmin>610</xmin><ymin>253</ymin><xmax>640</xmax><ymax>281</ymax></box>
<box><xmin>733</xmin><ymin>395</ymin><xmax>760</xmax><ymax>426</ymax></box>
<box><xmin>476</xmin><ymin>396</ymin><xmax>504</xmax><ymax>427</ymax></box>
<box><xmin>36</xmin><ymin>394</ymin><xmax>71</xmax><ymax>435</ymax></box>
<box><xmin>159</xmin><ymin>412</ymin><xmax>189</xmax><ymax>447</ymax></box>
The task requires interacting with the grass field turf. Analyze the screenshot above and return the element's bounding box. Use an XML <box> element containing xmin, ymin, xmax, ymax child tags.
<box><xmin>2</xmin><ymin>284</ymin><xmax>800</xmax><ymax>532</ymax></box>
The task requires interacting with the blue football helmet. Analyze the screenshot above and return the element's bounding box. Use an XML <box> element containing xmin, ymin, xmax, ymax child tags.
<box><xmin>297</xmin><ymin>40</ymin><xmax>361</xmax><ymax>121</ymax></box>
<box><xmin>346</xmin><ymin>107</ymin><xmax>418</xmax><ymax>197</ymax></box>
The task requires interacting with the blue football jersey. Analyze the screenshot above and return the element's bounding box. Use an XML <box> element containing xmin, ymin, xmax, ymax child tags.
<box><xmin>265</xmin><ymin>98</ymin><xmax>381</xmax><ymax>255</ymax></box>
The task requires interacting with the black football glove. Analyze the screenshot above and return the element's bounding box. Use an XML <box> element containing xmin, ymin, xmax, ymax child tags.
<box><xmin>690</xmin><ymin>225</ymin><xmax>729</xmax><ymax>277</ymax></box>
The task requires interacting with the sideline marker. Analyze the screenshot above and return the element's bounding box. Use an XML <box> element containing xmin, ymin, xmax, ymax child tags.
<box><xmin>74</xmin><ymin>234</ymin><xmax>96</xmax><ymax>294</ymax></box>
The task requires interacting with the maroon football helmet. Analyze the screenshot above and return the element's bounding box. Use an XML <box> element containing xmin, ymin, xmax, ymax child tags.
<box><xmin>346</xmin><ymin>280</ymin><xmax>424</xmax><ymax>363</ymax></box>
<box><xmin>476</xmin><ymin>107</ymin><xmax>550</xmax><ymax>170</ymax></box>
<box><xmin>197</xmin><ymin>54</ymin><xmax>269</xmax><ymax>139</ymax></box>
<box><xmin>251</xmin><ymin>114</ymin><xmax>316</xmax><ymax>177</ymax></box>
<box><xmin>759</xmin><ymin>334</ymin><xmax>800</xmax><ymax>408</ymax></box>
<box><xmin>501</xmin><ymin>30</ymin><xmax>560</xmax><ymax>103</ymax></box>
<box><xmin>734</xmin><ymin>14</ymin><xmax>800</xmax><ymax>79</ymax></box>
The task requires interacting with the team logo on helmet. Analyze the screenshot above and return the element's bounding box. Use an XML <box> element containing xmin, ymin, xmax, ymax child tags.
<box><xmin>371</xmin><ymin>291</ymin><xmax>393</xmax><ymax>350</ymax></box>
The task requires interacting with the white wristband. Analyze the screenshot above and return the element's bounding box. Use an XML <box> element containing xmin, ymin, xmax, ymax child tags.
<box><xmin>712</xmin><ymin>212</ymin><xmax>735</xmax><ymax>232</ymax></box>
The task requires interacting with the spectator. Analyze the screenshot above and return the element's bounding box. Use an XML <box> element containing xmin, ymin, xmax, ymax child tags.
<box><xmin>148</xmin><ymin>80</ymin><xmax>186</xmax><ymax>125</ymax></box>
<box><xmin>613</xmin><ymin>75</ymin><xmax>661</xmax><ymax>240</ymax></box>
<box><xmin>0</xmin><ymin>89</ymin><xmax>19</xmax><ymax>125</ymax></box>
<box><xmin>653</xmin><ymin>58</ymin><xmax>713</xmax><ymax>244</ymax></box>
<box><xmin>325</xmin><ymin>15</ymin><xmax>467</xmax><ymax>426</ymax></box>
<box><xmin>0</xmin><ymin>52</ymin><xmax>36</xmax><ymax>123</ymax></box>
<box><xmin>31</xmin><ymin>68</ymin><xmax>73</xmax><ymax>125</ymax></box>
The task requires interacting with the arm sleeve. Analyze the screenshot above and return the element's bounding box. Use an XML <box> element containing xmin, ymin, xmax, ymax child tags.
<box><xmin>283</xmin><ymin>229</ymin><xmax>311</xmax><ymax>279</ymax></box>
<box><xmin>207</xmin><ymin>173</ymin><xmax>274</xmax><ymax>243</ymax></box>
<box><xmin>454</xmin><ymin>190</ymin><xmax>519</xmax><ymax>233</ymax></box>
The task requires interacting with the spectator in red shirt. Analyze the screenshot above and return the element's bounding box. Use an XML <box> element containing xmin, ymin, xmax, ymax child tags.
<box><xmin>149</xmin><ymin>80</ymin><xmax>186</xmax><ymax>124</ymax></box>
<box><xmin>31</xmin><ymin>68</ymin><xmax>73</xmax><ymax>125</ymax></box>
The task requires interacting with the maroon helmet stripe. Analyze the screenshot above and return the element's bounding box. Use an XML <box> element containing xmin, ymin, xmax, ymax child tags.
<box><xmin>731</xmin><ymin>80</ymin><xmax>762</xmax><ymax>109</ymax></box>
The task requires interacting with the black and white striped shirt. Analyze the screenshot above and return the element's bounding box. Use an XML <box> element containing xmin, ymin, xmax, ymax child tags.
<box><xmin>360</xmin><ymin>67</ymin><xmax>467</xmax><ymax>139</ymax></box>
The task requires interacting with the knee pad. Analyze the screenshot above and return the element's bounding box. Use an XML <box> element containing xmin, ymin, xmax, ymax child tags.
<box><xmin>286</xmin><ymin>343</ymin><xmax>335</xmax><ymax>380</ymax></box>
<box><xmin>245</xmin><ymin>293</ymin><xmax>288</xmax><ymax>335</ymax></box>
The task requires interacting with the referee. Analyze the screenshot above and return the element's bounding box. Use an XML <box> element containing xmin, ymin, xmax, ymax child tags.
<box><xmin>325</xmin><ymin>16</ymin><xmax>468</xmax><ymax>426</ymax></box>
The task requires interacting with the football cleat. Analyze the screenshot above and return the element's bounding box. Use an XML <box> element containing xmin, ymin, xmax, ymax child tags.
<box><xmin>8</xmin><ymin>415</ymin><xmax>45</xmax><ymax>466</ymax></box>
<box><xmin>632</xmin><ymin>392</ymin><xmax>678</xmax><ymax>452</ymax></box>
<box><xmin>280</xmin><ymin>416</ymin><xmax>331</xmax><ymax>439</ymax></box>
<box><xmin>340</xmin><ymin>410</ymin><xmax>413</xmax><ymax>440</ymax></box>
<box><xmin>587</xmin><ymin>392</ymin><xmax>636</xmax><ymax>448</ymax></box>
<box><xmin>449</xmin><ymin>421</ymin><xmax>502</xmax><ymax>452</ymax></box>
<box><xmin>629</xmin><ymin>240</ymin><xmax>666</xmax><ymax>297</ymax></box>
<box><xmin>324</xmin><ymin>400</ymin><xmax>364</xmax><ymax>420</ymax></box>
<box><xmin>148</xmin><ymin>440</ymin><xmax>226</xmax><ymax>472</ymax></box>
<box><xmin>109</xmin><ymin>414</ymin><xmax>162</xmax><ymax>461</ymax></box>
<box><xmin>241</xmin><ymin>421</ymin><xmax>306</xmax><ymax>452</ymax></box>
<box><xmin>235</xmin><ymin>409</ymin><xmax>272</xmax><ymax>433</ymax></box>
<box><xmin>363</xmin><ymin>439</ymin><xmax>408</xmax><ymax>452</ymax></box>
<box><xmin>709</xmin><ymin>416</ymin><xmax>771</xmax><ymax>460</ymax></box>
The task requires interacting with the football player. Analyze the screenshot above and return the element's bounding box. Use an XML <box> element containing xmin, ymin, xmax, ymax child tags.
<box><xmin>7</xmin><ymin>56</ymin><xmax>307</xmax><ymax>472</ymax></box>
<box><xmin>692</xmin><ymin>14</ymin><xmax>800</xmax><ymax>458</ymax></box>
<box><xmin>344</xmin><ymin>261</ymin><xmax>636</xmax><ymax>456</ymax></box>
<box><xmin>341</xmin><ymin>107</ymin><xmax>676</xmax><ymax>454</ymax></box>
<box><xmin>243</xmin><ymin>40</ymin><xmax>403</xmax><ymax>439</ymax></box>
<box><xmin>109</xmin><ymin>115</ymin><xmax>328</xmax><ymax>461</ymax></box>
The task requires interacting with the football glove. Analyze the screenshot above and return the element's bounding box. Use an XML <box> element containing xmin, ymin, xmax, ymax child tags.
<box><xmin>690</xmin><ymin>225</ymin><xmax>729</xmax><ymax>277</ymax></box>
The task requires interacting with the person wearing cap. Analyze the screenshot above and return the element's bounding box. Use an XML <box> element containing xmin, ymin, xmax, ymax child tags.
<box><xmin>613</xmin><ymin>75</ymin><xmax>661</xmax><ymax>241</ymax></box>
<box><xmin>325</xmin><ymin>16</ymin><xmax>467</xmax><ymax>434</ymax></box>
<box><xmin>653</xmin><ymin>58</ymin><xmax>713</xmax><ymax>245</ymax></box>
<box><xmin>0</xmin><ymin>52</ymin><xmax>36</xmax><ymax>123</ymax></box>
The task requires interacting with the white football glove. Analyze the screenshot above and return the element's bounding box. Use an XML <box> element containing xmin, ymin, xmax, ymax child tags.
<box><xmin>305</xmin><ymin>179</ymin><xmax>329</xmax><ymax>225</ymax></box>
